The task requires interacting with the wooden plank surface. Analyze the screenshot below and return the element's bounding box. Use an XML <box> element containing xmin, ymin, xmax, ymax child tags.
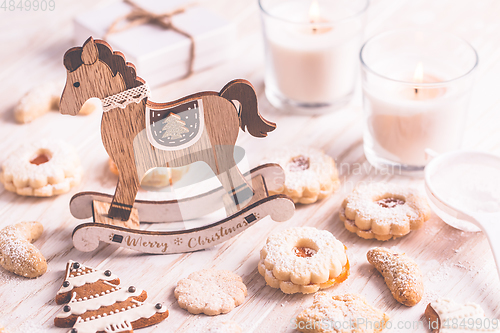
<box><xmin>1</xmin><ymin>0</ymin><xmax>500</xmax><ymax>332</ymax></box>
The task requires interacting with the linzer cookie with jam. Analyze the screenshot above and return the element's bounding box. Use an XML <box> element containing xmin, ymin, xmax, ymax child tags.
<box><xmin>54</xmin><ymin>260</ymin><xmax>168</xmax><ymax>331</ymax></box>
<box><xmin>258</xmin><ymin>227</ymin><xmax>349</xmax><ymax>294</ymax></box>
<box><xmin>0</xmin><ymin>139</ymin><xmax>82</xmax><ymax>197</ymax></box>
<box><xmin>262</xmin><ymin>147</ymin><xmax>339</xmax><ymax>204</ymax></box>
<box><xmin>340</xmin><ymin>183</ymin><xmax>431</xmax><ymax>241</ymax></box>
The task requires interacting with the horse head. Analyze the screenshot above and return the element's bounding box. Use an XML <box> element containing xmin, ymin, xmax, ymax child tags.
<box><xmin>60</xmin><ymin>37</ymin><xmax>126</xmax><ymax>115</ymax></box>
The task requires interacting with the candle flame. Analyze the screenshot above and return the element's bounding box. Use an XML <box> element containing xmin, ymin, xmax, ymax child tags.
<box><xmin>414</xmin><ymin>62</ymin><xmax>424</xmax><ymax>83</ymax></box>
<box><xmin>309</xmin><ymin>0</ymin><xmax>321</xmax><ymax>23</ymax></box>
<box><xmin>413</xmin><ymin>62</ymin><xmax>424</xmax><ymax>95</ymax></box>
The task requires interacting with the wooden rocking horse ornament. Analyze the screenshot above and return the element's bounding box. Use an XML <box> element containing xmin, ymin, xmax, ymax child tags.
<box><xmin>60</xmin><ymin>37</ymin><xmax>295</xmax><ymax>254</ymax></box>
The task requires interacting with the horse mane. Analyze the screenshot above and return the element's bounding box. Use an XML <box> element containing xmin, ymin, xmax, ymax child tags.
<box><xmin>63</xmin><ymin>39</ymin><xmax>144</xmax><ymax>89</ymax></box>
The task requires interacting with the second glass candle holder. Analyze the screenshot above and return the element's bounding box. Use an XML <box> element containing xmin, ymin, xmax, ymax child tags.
<box><xmin>259</xmin><ymin>0</ymin><xmax>368</xmax><ymax>115</ymax></box>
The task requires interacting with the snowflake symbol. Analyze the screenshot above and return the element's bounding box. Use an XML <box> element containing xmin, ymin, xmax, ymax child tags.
<box><xmin>174</xmin><ymin>238</ymin><xmax>183</xmax><ymax>246</ymax></box>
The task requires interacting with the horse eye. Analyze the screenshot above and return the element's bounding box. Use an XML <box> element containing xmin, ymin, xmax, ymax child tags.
<box><xmin>73</xmin><ymin>82</ymin><xmax>80</xmax><ymax>88</ymax></box>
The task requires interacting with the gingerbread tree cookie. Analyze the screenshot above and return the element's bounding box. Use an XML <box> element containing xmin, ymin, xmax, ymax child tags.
<box><xmin>54</xmin><ymin>261</ymin><xmax>168</xmax><ymax>332</ymax></box>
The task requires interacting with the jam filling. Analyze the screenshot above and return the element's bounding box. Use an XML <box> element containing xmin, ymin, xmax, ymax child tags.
<box><xmin>293</xmin><ymin>247</ymin><xmax>317</xmax><ymax>258</ymax></box>
<box><xmin>30</xmin><ymin>154</ymin><xmax>50</xmax><ymax>165</ymax></box>
<box><xmin>377</xmin><ymin>198</ymin><xmax>405</xmax><ymax>208</ymax></box>
<box><xmin>289</xmin><ymin>155</ymin><xmax>310</xmax><ymax>172</ymax></box>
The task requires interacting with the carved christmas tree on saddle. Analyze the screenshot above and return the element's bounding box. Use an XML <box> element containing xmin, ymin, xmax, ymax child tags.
<box><xmin>54</xmin><ymin>261</ymin><xmax>168</xmax><ymax>333</ymax></box>
<box><xmin>161</xmin><ymin>112</ymin><xmax>189</xmax><ymax>140</ymax></box>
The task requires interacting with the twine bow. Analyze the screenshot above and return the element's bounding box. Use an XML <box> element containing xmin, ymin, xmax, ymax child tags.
<box><xmin>105</xmin><ymin>0</ymin><xmax>196</xmax><ymax>77</ymax></box>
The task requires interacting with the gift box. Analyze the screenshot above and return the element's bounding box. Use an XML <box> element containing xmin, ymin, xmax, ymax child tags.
<box><xmin>74</xmin><ymin>0</ymin><xmax>236</xmax><ymax>87</ymax></box>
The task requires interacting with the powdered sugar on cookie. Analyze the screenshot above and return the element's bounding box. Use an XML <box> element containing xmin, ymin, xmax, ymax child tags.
<box><xmin>296</xmin><ymin>293</ymin><xmax>389</xmax><ymax>333</ymax></box>
<box><xmin>259</xmin><ymin>227</ymin><xmax>348</xmax><ymax>294</ymax></box>
<box><xmin>262</xmin><ymin>147</ymin><xmax>339</xmax><ymax>204</ymax></box>
<box><xmin>174</xmin><ymin>269</ymin><xmax>247</xmax><ymax>316</ymax></box>
<box><xmin>0</xmin><ymin>139</ymin><xmax>82</xmax><ymax>197</ymax></box>
<box><xmin>340</xmin><ymin>183</ymin><xmax>430</xmax><ymax>240</ymax></box>
<box><xmin>0</xmin><ymin>222</ymin><xmax>46</xmax><ymax>278</ymax></box>
<box><xmin>367</xmin><ymin>247</ymin><xmax>423</xmax><ymax>306</ymax></box>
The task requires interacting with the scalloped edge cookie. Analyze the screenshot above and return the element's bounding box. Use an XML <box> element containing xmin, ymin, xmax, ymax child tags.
<box><xmin>174</xmin><ymin>269</ymin><xmax>247</xmax><ymax>316</ymax></box>
<box><xmin>262</xmin><ymin>147</ymin><xmax>340</xmax><ymax>204</ymax></box>
<box><xmin>258</xmin><ymin>227</ymin><xmax>348</xmax><ymax>294</ymax></box>
<box><xmin>0</xmin><ymin>139</ymin><xmax>82</xmax><ymax>197</ymax></box>
<box><xmin>340</xmin><ymin>183</ymin><xmax>430</xmax><ymax>241</ymax></box>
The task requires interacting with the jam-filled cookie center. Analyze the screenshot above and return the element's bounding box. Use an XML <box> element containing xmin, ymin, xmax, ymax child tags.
<box><xmin>289</xmin><ymin>155</ymin><xmax>310</xmax><ymax>172</ymax></box>
<box><xmin>293</xmin><ymin>247</ymin><xmax>317</xmax><ymax>258</ymax></box>
<box><xmin>293</xmin><ymin>238</ymin><xmax>318</xmax><ymax>258</ymax></box>
<box><xmin>376</xmin><ymin>197</ymin><xmax>405</xmax><ymax>208</ymax></box>
<box><xmin>30</xmin><ymin>150</ymin><xmax>52</xmax><ymax>165</ymax></box>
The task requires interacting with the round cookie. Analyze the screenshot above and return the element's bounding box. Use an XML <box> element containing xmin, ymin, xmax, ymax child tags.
<box><xmin>0</xmin><ymin>139</ymin><xmax>82</xmax><ymax>197</ymax></box>
<box><xmin>262</xmin><ymin>147</ymin><xmax>340</xmax><ymax>204</ymax></box>
<box><xmin>258</xmin><ymin>227</ymin><xmax>349</xmax><ymax>294</ymax></box>
<box><xmin>340</xmin><ymin>183</ymin><xmax>431</xmax><ymax>241</ymax></box>
<box><xmin>174</xmin><ymin>269</ymin><xmax>247</xmax><ymax>315</ymax></box>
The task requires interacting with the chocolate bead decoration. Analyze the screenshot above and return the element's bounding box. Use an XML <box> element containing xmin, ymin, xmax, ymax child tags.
<box><xmin>63</xmin><ymin>305</ymin><xmax>71</xmax><ymax>312</ymax></box>
<box><xmin>128</xmin><ymin>286</ymin><xmax>136</xmax><ymax>293</ymax></box>
<box><xmin>63</xmin><ymin>281</ymin><xmax>70</xmax><ymax>287</ymax></box>
<box><xmin>71</xmin><ymin>329</ymin><xmax>78</xmax><ymax>333</ymax></box>
<box><xmin>72</xmin><ymin>262</ymin><xmax>80</xmax><ymax>270</ymax></box>
<box><xmin>155</xmin><ymin>303</ymin><xmax>162</xmax><ymax>309</ymax></box>
<box><xmin>104</xmin><ymin>270</ymin><xmax>112</xmax><ymax>277</ymax></box>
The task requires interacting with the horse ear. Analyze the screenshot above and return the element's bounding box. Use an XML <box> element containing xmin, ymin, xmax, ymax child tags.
<box><xmin>81</xmin><ymin>37</ymin><xmax>99</xmax><ymax>65</ymax></box>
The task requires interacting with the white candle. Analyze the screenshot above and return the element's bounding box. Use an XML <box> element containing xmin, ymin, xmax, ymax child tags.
<box><xmin>364</xmin><ymin>62</ymin><xmax>468</xmax><ymax>166</ymax></box>
<box><xmin>262</xmin><ymin>0</ymin><xmax>366</xmax><ymax>106</ymax></box>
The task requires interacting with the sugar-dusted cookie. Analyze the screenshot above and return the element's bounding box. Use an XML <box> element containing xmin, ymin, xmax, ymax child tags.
<box><xmin>0</xmin><ymin>221</ymin><xmax>47</xmax><ymax>278</ymax></box>
<box><xmin>14</xmin><ymin>81</ymin><xmax>98</xmax><ymax>124</ymax></box>
<box><xmin>258</xmin><ymin>227</ymin><xmax>349</xmax><ymax>294</ymax></box>
<box><xmin>14</xmin><ymin>81</ymin><xmax>62</xmax><ymax>124</ymax></box>
<box><xmin>425</xmin><ymin>298</ymin><xmax>500</xmax><ymax>332</ymax></box>
<box><xmin>174</xmin><ymin>269</ymin><xmax>247</xmax><ymax>315</ymax></box>
<box><xmin>262</xmin><ymin>147</ymin><xmax>340</xmax><ymax>204</ymax></box>
<box><xmin>340</xmin><ymin>183</ymin><xmax>430</xmax><ymax>241</ymax></box>
<box><xmin>296</xmin><ymin>293</ymin><xmax>389</xmax><ymax>333</ymax></box>
<box><xmin>0</xmin><ymin>139</ymin><xmax>82</xmax><ymax>197</ymax></box>
<box><xmin>55</xmin><ymin>261</ymin><xmax>168</xmax><ymax>331</ymax></box>
<box><xmin>367</xmin><ymin>247</ymin><xmax>423</xmax><ymax>306</ymax></box>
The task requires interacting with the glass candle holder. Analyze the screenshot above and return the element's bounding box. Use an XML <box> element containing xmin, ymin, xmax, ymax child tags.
<box><xmin>259</xmin><ymin>0</ymin><xmax>368</xmax><ymax>115</ymax></box>
<box><xmin>360</xmin><ymin>29</ymin><xmax>478</xmax><ymax>174</ymax></box>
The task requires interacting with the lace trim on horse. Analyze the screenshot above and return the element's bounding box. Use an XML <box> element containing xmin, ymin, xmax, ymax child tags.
<box><xmin>101</xmin><ymin>84</ymin><xmax>151</xmax><ymax>112</ymax></box>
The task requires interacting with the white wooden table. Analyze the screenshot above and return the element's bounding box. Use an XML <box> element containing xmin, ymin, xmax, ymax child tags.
<box><xmin>1</xmin><ymin>0</ymin><xmax>499</xmax><ymax>332</ymax></box>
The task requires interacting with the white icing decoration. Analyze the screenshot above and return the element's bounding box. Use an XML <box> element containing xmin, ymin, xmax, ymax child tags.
<box><xmin>431</xmin><ymin>298</ymin><xmax>500</xmax><ymax>332</ymax></box>
<box><xmin>67</xmin><ymin>301</ymin><xmax>166</xmax><ymax>333</ymax></box>
<box><xmin>57</xmin><ymin>261</ymin><xmax>119</xmax><ymax>295</ymax></box>
<box><xmin>56</xmin><ymin>287</ymin><xmax>143</xmax><ymax>318</ymax></box>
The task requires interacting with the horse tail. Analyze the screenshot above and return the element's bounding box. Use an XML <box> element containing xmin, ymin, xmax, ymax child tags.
<box><xmin>219</xmin><ymin>79</ymin><xmax>276</xmax><ymax>138</ymax></box>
